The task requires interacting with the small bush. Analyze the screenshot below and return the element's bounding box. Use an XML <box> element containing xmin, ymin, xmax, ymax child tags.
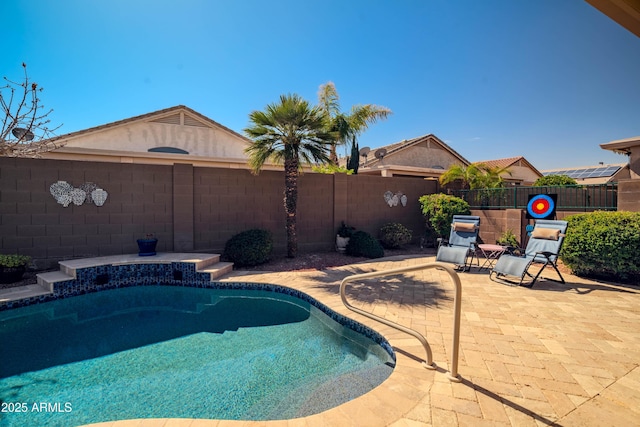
<box><xmin>346</xmin><ymin>231</ymin><xmax>384</xmax><ymax>258</ymax></box>
<box><xmin>222</xmin><ymin>229</ymin><xmax>273</xmax><ymax>267</ymax></box>
<box><xmin>496</xmin><ymin>229</ymin><xmax>519</xmax><ymax>248</ymax></box>
<box><xmin>418</xmin><ymin>194</ymin><xmax>470</xmax><ymax>240</ymax></box>
<box><xmin>337</xmin><ymin>221</ymin><xmax>356</xmax><ymax>238</ymax></box>
<box><xmin>379</xmin><ymin>223</ymin><xmax>412</xmax><ymax>249</ymax></box>
<box><xmin>533</xmin><ymin>175</ymin><xmax>578</xmax><ymax>186</ymax></box>
<box><xmin>0</xmin><ymin>254</ymin><xmax>31</xmax><ymax>268</ymax></box>
<box><xmin>561</xmin><ymin>211</ymin><xmax>640</xmax><ymax>282</ymax></box>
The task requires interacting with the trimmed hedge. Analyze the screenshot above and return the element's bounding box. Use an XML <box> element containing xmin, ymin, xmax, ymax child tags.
<box><xmin>222</xmin><ymin>229</ymin><xmax>273</xmax><ymax>267</ymax></box>
<box><xmin>561</xmin><ymin>211</ymin><xmax>640</xmax><ymax>282</ymax></box>
<box><xmin>346</xmin><ymin>231</ymin><xmax>384</xmax><ymax>258</ymax></box>
<box><xmin>379</xmin><ymin>223</ymin><xmax>412</xmax><ymax>249</ymax></box>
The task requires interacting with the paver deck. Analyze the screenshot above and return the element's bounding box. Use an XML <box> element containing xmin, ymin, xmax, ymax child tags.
<box><xmin>16</xmin><ymin>253</ymin><xmax>640</xmax><ymax>426</ymax></box>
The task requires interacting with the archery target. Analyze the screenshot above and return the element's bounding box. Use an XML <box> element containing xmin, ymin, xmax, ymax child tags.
<box><xmin>526</xmin><ymin>194</ymin><xmax>557</xmax><ymax>219</ymax></box>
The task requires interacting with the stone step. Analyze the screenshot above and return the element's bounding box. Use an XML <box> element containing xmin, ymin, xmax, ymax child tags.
<box><xmin>1</xmin><ymin>254</ymin><xmax>235</xmax><ymax>306</ymax></box>
<box><xmin>198</xmin><ymin>262</ymin><xmax>234</xmax><ymax>280</ymax></box>
<box><xmin>0</xmin><ymin>283</ymin><xmax>52</xmax><ymax>304</ymax></box>
<box><xmin>37</xmin><ymin>270</ymin><xmax>74</xmax><ymax>292</ymax></box>
<box><xmin>57</xmin><ymin>253</ymin><xmax>222</xmax><ymax>279</ymax></box>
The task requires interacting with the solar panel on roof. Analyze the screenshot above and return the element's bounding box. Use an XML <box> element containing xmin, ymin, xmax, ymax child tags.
<box><xmin>542</xmin><ymin>165</ymin><xmax>622</xmax><ymax>179</ymax></box>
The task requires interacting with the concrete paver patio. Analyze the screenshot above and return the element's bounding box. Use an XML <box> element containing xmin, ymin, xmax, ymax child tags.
<box><xmin>62</xmin><ymin>254</ymin><xmax>640</xmax><ymax>426</ymax></box>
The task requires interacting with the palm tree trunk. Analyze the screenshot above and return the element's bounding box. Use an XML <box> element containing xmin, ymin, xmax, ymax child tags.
<box><xmin>329</xmin><ymin>145</ymin><xmax>338</xmax><ymax>165</ymax></box>
<box><xmin>284</xmin><ymin>156</ymin><xmax>298</xmax><ymax>258</ymax></box>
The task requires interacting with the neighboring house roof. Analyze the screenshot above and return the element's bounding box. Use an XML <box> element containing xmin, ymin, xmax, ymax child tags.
<box><xmin>541</xmin><ymin>163</ymin><xmax>629</xmax><ymax>184</ymax></box>
<box><xmin>352</xmin><ymin>134</ymin><xmax>470</xmax><ymax>178</ymax></box>
<box><xmin>474</xmin><ymin>156</ymin><xmax>543</xmax><ymax>176</ymax></box>
<box><xmin>50</xmin><ymin>105</ymin><xmax>250</xmax><ymax>144</ymax></box>
<box><xmin>600</xmin><ymin>136</ymin><xmax>639</xmax><ymax>180</ymax></box>
<box><xmin>600</xmin><ymin>136</ymin><xmax>640</xmax><ymax>154</ymax></box>
<box><xmin>40</xmin><ymin>105</ymin><xmax>282</xmax><ymax>169</ymax></box>
<box><xmin>473</xmin><ymin>156</ymin><xmax>543</xmax><ymax>185</ymax></box>
<box><xmin>363</xmin><ymin>134</ymin><xmax>470</xmax><ymax>168</ymax></box>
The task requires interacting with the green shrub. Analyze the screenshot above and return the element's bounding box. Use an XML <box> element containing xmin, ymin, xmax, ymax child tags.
<box><xmin>312</xmin><ymin>164</ymin><xmax>354</xmax><ymax>174</ymax></box>
<box><xmin>337</xmin><ymin>221</ymin><xmax>355</xmax><ymax>238</ymax></box>
<box><xmin>222</xmin><ymin>229</ymin><xmax>273</xmax><ymax>267</ymax></box>
<box><xmin>561</xmin><ymin>211</ymin><xmax>640</xmax><ymax>282</ymax></box>
<box><xmin>379</xmin><ymin>223</ymin><xmax>412</xmax><ymax>249</ymax></box>
<box><xmin>497</xmin><ymin>229</ymin><xmax>519</xmax><ymax>248</ymax></box>
<box><xmin>346</xmin><ymin>231</ymin><xmax>384</xmax><ymax>258</ymax></box>
<box><xmin>418</xmin><ymin>194</ymin><xmax>470</xmax><ymax>239</ymax></box>
<box><xmin>533</xmin><ymin>175</ymin><xmax>578</xmax><ymax>186</ymax></box>
<box><xmin>0</xmin><ymin>254</ymin><xmax>31</xmax><ymax>268</ymax></box>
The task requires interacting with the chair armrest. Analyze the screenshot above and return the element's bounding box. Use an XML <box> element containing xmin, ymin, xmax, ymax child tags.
<box><xmin>437</xmin><ymin>237</ymin><xmax>447</xmax><ymax>248</ymax></box>
<box><xmin>505</xmin><ymin>246</ymin><xmax>523</xmax><ymax>256</ymax></box>
<box><xmin>536</xmin><ymin>251</ymin><xmax>557</xmax><ymax>260</ymax></box>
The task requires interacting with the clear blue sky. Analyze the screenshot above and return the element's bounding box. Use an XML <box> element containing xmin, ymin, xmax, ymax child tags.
<box><xmin>3</xmin><ymin>0</ymin><xmax>639</xmax><ymax>170</ymax></box>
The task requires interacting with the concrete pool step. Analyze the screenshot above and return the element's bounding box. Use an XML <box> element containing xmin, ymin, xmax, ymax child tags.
<box><xmin>40</xmin><ymin>253</ymin><xmax>232</xmax><ymax>285</ymax></box>
<box><xmin>1</xmin><ymin>253</ymin><xmax>235</xmax><ymax>305</ymax></box>
<box><xmin>0</xmin><ymin>283</ymin><xmax>53</xmax><ymax>303</ymax></box>
<box><xmin>198</xmin><ymin>262</ymin><xmax>234</xmax><ymax>280</ymax></box>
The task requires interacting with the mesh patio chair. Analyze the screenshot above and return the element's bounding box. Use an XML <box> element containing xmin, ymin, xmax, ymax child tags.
<box><xmin>435</xmin><ymin>215</ymin><xmax>481</xmax><ymax>271</ymax></box>
<box><xmin>489</xmin><ymin>219</ymin><xmax>568</xmax><ymax>288</ymax></box>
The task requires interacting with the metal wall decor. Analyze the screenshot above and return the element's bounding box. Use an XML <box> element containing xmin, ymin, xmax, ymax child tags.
<box><xmin>384</xmin><ymin>191</ymin><xmax>408</xmax><ymax>208</ymax></box>
<box><xmin>49</xmin><ymin>181</ymin><xmax>108</xmax><ymax>207</ymax></box>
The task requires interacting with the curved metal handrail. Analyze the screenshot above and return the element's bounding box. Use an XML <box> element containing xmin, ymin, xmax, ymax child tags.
<box><xmin>339</xmin><ymin>262</ymin><xmax>462</xmax><ymax>382</ymax></box>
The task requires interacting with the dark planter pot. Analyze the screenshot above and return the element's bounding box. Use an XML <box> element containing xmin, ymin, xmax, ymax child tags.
<box><xmin>0</xmin><ymin>265</ymin><xmax>26</xmax><ymax>284</ymax></box>
<box><xmin>136</xmin><ymin>238</ymin><xmax>158</xmax><ymax>256</ymax></box>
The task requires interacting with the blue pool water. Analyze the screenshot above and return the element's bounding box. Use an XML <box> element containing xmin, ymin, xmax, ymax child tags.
<box><xmin>0</xmin><ymin>285</ymin><xmax>394</xmax><ymax>426</ymax></box>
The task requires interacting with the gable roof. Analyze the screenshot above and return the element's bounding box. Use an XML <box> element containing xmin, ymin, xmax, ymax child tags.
<box><xmin>363</xmin><ymin>133</ymin><xmax>470</xmax><ymax>167</ymax></box>
<box><xmin>473</xmin><ymin>156</ymin><xmax>543</xmax><ymax>177</ymax></box>
<box><xmin>49</xmin><ymin>105</ymin><xmax>250</xmax><ymax>144</ymax></box>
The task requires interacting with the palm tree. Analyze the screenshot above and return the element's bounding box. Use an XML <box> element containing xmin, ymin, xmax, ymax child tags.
<box><xmin>478</xmin><ymin>164</ymin><xmax>512</xmax><ymax>188</ymax></box>
<box><xmin>439</xmin><ymin>164</ymin><xmax>484</xmax><ymax>189</ymax></box>
<box><xmin>439</xmin><ymin>163</ymin><xmax>512</xmax><ymax>189</ymax></box>
<box><xmin>244</xmin><ymin>94</ymin><xmax>335</xmax><ymax>258</ymax></box>
<box><xmin>317</xmin><ymin>82</ymin><xmax>391</xmax><ymax>165</ymax></box>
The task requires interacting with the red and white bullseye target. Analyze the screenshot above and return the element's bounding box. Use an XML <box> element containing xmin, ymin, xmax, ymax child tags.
<box><xmin>526</xmin><ymin>194</ymin><xmax>557</xmax><ymax>219</ymax></box>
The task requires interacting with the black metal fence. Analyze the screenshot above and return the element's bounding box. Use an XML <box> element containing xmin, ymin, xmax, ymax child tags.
<box><xmin>450</xmin><ymin>183</ymin><xmax>618</xmax><ymax>211</ymax></box>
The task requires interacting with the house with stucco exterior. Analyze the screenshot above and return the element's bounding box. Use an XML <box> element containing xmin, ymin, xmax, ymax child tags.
<box><xmin>473</xmin><ymin>156</ymin><xmax>543</xmax><ymax>186</ymax></box>
<box><xmin>42</xmin><ymin>105</ymin><xmax>277</xmax><ymax>171</ymax></box>
<box><xmin>354</xmin><ymin>134</ymin><xmax>470</xmax><ymax>179</ymax></box>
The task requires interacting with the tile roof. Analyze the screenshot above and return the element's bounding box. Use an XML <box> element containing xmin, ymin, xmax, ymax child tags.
<box><xmin>49</xmin><ymin>105</ymin><xmax>249</xmax><ymax>143</ymax></box>
<box><xmin>363</xmin><ymin>134</ymin><xmax>470</xmax><ymax>166</ymax></box>
<box><xmin>473</xmin><ymin>156</ymin><xmax>543</xmax><ymax>177</ymax></box>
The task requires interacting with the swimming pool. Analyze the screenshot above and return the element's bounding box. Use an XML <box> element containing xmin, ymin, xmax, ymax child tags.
<box><xmin>0</xmin><ymin>285</ymin><xmax>394</xmax><ymax>426</ymax></box>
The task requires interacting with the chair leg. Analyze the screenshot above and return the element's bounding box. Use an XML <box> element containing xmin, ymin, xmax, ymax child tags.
<box><xmin>521</xmin><ymin>261</ymin><xmax>565</xmax><ymax>287</ymax></box>
<box><xmin>550</xmin><ymin>263</ymin><xmax>566</xmax><ymax>283</ymax></box>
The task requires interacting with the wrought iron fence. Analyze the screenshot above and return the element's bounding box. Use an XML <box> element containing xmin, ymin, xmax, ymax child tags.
<box><xmin>450</xmin><ymin>183</ymin><xmax>618</xmax><ymax>211</ymax></box>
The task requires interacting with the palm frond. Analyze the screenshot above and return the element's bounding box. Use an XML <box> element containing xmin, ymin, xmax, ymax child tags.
<box><xmin>317</xmin><ymin>81</ymin><xmax>340</xmax><ymax>118</ymax></box>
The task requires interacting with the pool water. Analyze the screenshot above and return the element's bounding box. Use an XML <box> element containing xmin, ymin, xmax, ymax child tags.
<box><xmin>0</xmin><ymin>286</ymin><xmax>394</xmax><ymax>426</ymax></box>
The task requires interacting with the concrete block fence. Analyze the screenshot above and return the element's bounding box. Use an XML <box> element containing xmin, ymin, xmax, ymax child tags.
<box><xmin>0</xmin><ymin>157</ymin><xmax>437</xmax><ymax>268</ymax></box>
<box><xmin>2</xmin><ymin>157</ymin><xmax>636</xmax><ymax>269</ymax></box>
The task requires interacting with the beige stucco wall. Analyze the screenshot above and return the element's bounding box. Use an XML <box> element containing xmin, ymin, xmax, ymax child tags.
<box><xmin>60</xmin><ymin>121</ymin><xmax>250</xmax><ymax>159</ymax></box>
<box><xmin>629</xmin><ymin>147</ymin><xmax>640</xmax><ymax>179</ymax></box>
<box><xmin>506</xmin><ymin>165</ymin><xmax>540</xmax><ymax>184</ymax></box>
<box><xmin>377</xmin><ymin>141</ymin><xmax>460</xmax><ymax>170</ymax></box>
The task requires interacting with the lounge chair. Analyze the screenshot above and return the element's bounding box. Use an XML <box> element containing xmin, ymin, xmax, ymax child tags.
<box><xmin>489</xmin><ymin>219</ymin><xmax>568</xmax><ymax>287</ymax></box>
<box><xmin>435</xmin><ymin>215</ymin><xmax>480</xmax><ymax>271</ymax></box>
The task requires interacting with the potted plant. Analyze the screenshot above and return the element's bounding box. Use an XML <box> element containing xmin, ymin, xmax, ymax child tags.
<box><xmin>137</xmin><ymin>234</ymin><xmax>158</xmax><ymax>256</ymax></box>
<box><xmin>0</xmin><ymin>254</ymin><xmax>31</xmax><ymax>284</ymax></box>
<box><xmin>336</xmin><ymin>222</ymin><xmax>355</xmax><ymax>252</ymax></box>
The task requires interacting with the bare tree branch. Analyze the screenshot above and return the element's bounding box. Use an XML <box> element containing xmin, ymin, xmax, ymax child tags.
<box><xmin>1</xmin><ymin>63</ymin><xmax>63</xmax><ymax>157</ymax></box>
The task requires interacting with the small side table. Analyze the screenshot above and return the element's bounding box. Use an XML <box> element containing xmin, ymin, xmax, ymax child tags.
<box><xmin>477</xmin><ymin>244</ymin><xmax>507</xmax><ymax>271</ymax></box>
